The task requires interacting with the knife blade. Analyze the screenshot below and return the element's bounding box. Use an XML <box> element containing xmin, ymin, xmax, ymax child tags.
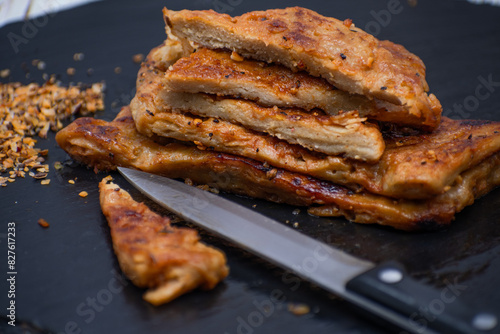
<box><xmin>118</xmin><ymin>167</ymin><xmax>498</xmax><ymax>334</ymax></box>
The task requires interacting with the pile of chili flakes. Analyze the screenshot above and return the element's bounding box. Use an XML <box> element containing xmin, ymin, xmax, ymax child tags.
<box><xmin>0</xmin><ymin>78</ymin><xmax>105</xmax><ymax>187</ymax></box>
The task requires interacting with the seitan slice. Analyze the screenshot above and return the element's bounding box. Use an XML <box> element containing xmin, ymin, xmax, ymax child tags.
<box><xmin>164</xmin><ymin>47</ymin><xmax>434</xmax><ymax>129</ymax></box>
<box><xmin>160</xmin><ymin>89</ymin><xmax>384</xmax><ymax>160</ymax></box>
<box><xmin>57</xmin><ymin>107</ymin><xmax>500</xmax><ymax>231</ymax></box>
<box><xmin>163</xmin><ymin>6</ymin><xmax>442</xmax><ymax>130</ymax></box>
<box><xmin>99</xmin><ymin>177</ymin><xmax>228</xmax><ymax>305</ymax></box>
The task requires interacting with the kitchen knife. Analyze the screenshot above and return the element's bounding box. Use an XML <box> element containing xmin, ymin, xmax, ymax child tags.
<box><xmin>118</xmin><ymin>167</ymin><xmax>499</xmax><ymax>334</ymax></box>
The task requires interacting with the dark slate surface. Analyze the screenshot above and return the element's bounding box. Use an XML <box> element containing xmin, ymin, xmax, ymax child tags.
<box><xmin>1</xmin><ymin>0</ymin><xmax>500</xmax><ymax>333</ymax></box>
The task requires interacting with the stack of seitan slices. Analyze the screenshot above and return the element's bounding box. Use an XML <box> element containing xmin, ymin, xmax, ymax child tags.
<box><xmin>57</xmin><ymin>7</ymin><xmax>500</xmax><ymax>230</ymax></box>
<box><xmin>132</xmin><ymin>7</ymin><xmax>443</xmax><ymax>164</ymax></box>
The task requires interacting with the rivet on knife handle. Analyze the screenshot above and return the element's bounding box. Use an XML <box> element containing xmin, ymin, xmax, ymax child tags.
<box><xmin>346</xmin><ymin>261</ymin><xmax>498</xmax><ymax>334</ymax></box>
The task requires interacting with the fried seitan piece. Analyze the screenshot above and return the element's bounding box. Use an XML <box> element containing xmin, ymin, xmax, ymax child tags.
<box><xmin>164</xmin><ymin>47</ymin><xmax>433</xmax><ymax>129</ymax></box>
<box><xmin>99</xmin><ymin>176</ymin><xmax>228</xmax><ymax>305</ymax></box>
<box><xmin>131</xmin><ymin>42</ymin><xmax>500</xmax><ymax>199</ymax></box>
<box><xmin>159</xmin><ymin>89</ymin><xmax>384</xmax><ymax>160</ymax></box>
<box><xmin>163</xmin><ymin>7</ymin><xmax>442</xmax><ymax>130</ymax></box>
<box><xmin>57</xmin><ymin>107</ymin><xmax>500</xmax><ymax>231</ymax></box>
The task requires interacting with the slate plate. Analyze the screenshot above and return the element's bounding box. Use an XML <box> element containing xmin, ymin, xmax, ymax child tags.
<box><xmin>1</xmin><ymin>0</ymin><xmax>500</xmax><ymax>333</ymax></box>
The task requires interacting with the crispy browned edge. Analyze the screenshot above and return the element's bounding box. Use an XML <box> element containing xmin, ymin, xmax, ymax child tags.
<box><xmin>164</xmin><ymin>47</ymin><xmax>435</xmax><ymax>130</ymax></box>
<box><xmin>57</xmin><ymin>107</ymin><xmax>500</xmax><ymax>231</ymax></box>
<box><xmin>99</xmin><ymin>176</ymin><xmax>228</xmax><ymax>305</ymax></box>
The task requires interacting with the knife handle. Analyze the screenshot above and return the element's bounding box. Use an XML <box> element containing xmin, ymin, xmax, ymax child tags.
<box><xmin>346</xmin><ymin>261</ymin><xmax>498</xmax><ymax>334</ymax></box>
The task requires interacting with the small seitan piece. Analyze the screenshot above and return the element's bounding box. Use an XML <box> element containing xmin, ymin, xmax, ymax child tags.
<box><xmin>163</xmin><ymin>7</ymin><xmax>442</xmax><ymax>130</ymax></box>
<box><xmin>98</xmin><ymin>177</ymin><xmax>228</xmax><ymax>305</ymax></box>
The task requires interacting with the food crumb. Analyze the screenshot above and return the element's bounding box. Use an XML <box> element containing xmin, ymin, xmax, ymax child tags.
<box><xmin>41</xmin><ymin>179</ymin><xmax>50</xmax><ymax>185</ymax></box>
<box><xmin>37</xmin><ymin>61</ymin><xmax>46</xmax><ymax>71</ymax></box>
<box><xmin>0</xmin><ymin>69</ymin><xmax>10</xmax><ymax>78</ymax></box>
<box><xmin>343</xmin><ymin>18</ymin><xmax>353</xmax><ymax>28</ymax></box>
<box><xmin>293</xmin><ymin>222</ymin><xmax>299</xmax><ymax>228</ymax></box>
<box><xmin>208</xmin><ymin>187</ymin><xmax>219</xmax><ymax>194</ymax></box>
<box><xmin>0</xmin><ymin>81</ymin><xmax>105</xmax><ymax>187</ymax></box>
<box><xmin>287</xmin><ymin>303</ymin><xmax>310</xmax><ymax>316</ymax></box>
<box><xmin>67</xmin><ymin>67</ymin><xmax>76</xmax><ymax>76</ymax></box>
<box><xmin>292</xmin><ymin>208</ymin><xmax>301</xmax><ymax>215</ymax></box>
<box><xmin>79</xmin><ymin>191</ymin><xmax>88</xmax><ymax>198</ymax></box>
<box><xmin>132</xmin><ymin>53</ymin><xmax>144</xmax><ymax>64</ymax></box>
<box><xmin>114</xmin><ymin>67</ymin><xmax>122</xmax><ymax>74</ymax></box>
<box><xmin>407</xmin><ymin>0</ymin><xmax>418</xmax><ymax>7</ymax></box>
<box><xmin>73</xmin><ymin>53</ymin><xmax>85</xmax><ymax>61</ymax></box>
<box><xmin>38</xmin><ymin>218</ymin><xmax>50</xmax><ymax>228</ymax></box>
<box><xmin>68</xmin><ymin>180</ymin><xmax>75</xmax><ymax>184</ymax></box>
<box><xmin>230</xmin><ymin>51</ymin><xmax>244</xmax><ymax>62</ymax></box>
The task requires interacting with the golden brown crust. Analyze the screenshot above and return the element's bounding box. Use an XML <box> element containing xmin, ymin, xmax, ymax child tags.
<box><xmin>165</xmin><ymin>47</ymin><xmax>436</xmax><ymax>129</ymax></box>
<box><xmin>58</xmin><ymin>107</ymin><xmax>500</xmax><ymax>231</ymax></box>
<box><xmin>130</xmin><ymin>43</ymin><xmax>500</xmax><ymax>199</ymax></box>
<box><xmin>98</xmin><ymin>176</ymin><xmax>228</xmax><ymax>305</ymax></box>
<box><xmin>163</xmin><ymin>6</ymin><xmax>442</xmax><ymax>129</ymax></box>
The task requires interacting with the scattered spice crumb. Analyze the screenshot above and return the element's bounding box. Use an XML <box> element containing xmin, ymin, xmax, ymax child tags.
<box><xmin>73</xmin><ymin>53</ymin><xmax>85</xmax><ymax>61</ymax></box>
<box><xmin>114</xmin><ymin>67</ymin><xmax>122</xmax><ymax>74</ymax></box>
<box><xmin>38</xmin><ymin>218</ymin><xmax>50</xmax><ymax>228</ymax></box>
<box><xmin>0</xmin><ymin>80</ymin><xmax>105</xmax><ymax>186</ymax></box>
<box><xmin>252</xmin><ymin>204</ymin><xmax>257</xmax><ymax>208</ymax></box>
<box><xmin>37</xmin><ymin>61</ymin><xmax>46</xmax><ymax>71</ymax></box>
<box><xmin>287</xmin><ymin>303</ymin><xmax>310</xmax><ymax>316</ymax></box>
<box><xmin>132</xmin><ymin>53</ymin><xmax>144</xmax><ymax>64</ymax></box>
<box><xmin>79</xmin><ymin>191</ymin><xmax>88</xmax><ymax>198</ymax></box>
<box><xmin>54</xmin><ymin>161</ymin><xmax>63</xmax><ymax>170</ymax></box>
<box><xmin>0</xmin><ymin>69</ymin><xmax>10</xmax><ymax>78</ymax></box>
<box><xmin>197</xmin><ymin>184</ymin><xmax>210</xmax><ymax>191</ymax></box>
<box><xmin>209</xmin><ymin>187</ymin><xmax>219</xmax><ymax>194</ymax></box>
<box><xmin>407</xmin><ymin>0</ymin><xmax>418</xmax><ymax>7</ymax></box>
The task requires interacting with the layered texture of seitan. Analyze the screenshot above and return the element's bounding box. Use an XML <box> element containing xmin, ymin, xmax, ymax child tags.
<box><xmin>57</xmin><ymin>107</ymin><xmax>500</xmax><ymax>231</ymax></box>
<box><xmin>164</xmin><ymin>47</ymin><xmax>434</xmax><ymax>129</ymax></box>
<box><xmin>160</xmin><ymin>90</ymin><xmax>384</xmax><ymax>160</ymax></box>
<box><xmin>131</xmin><ymin>43</ymin><xmax>500</xmax><ymax>200</ymax></box>
<box><xmin>163</xmin><ymin>6</ymin><xmax>442</xmax><ymax>130</ymax></box>
<box><xmin>154</xmin><ymin>52</ymin><xmax>385</xmax><ymax>161</ymax></box>
<box><xmin>99</xmin><ymin>176</ymin><xmax>228</xmax><ymax>305</ymax></box>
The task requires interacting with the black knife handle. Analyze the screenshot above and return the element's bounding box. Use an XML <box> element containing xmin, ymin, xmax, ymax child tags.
<box><xmin>346</xmin><ymin>261</ymin><xmax>499</xmax><ymax>334</ymax></box>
